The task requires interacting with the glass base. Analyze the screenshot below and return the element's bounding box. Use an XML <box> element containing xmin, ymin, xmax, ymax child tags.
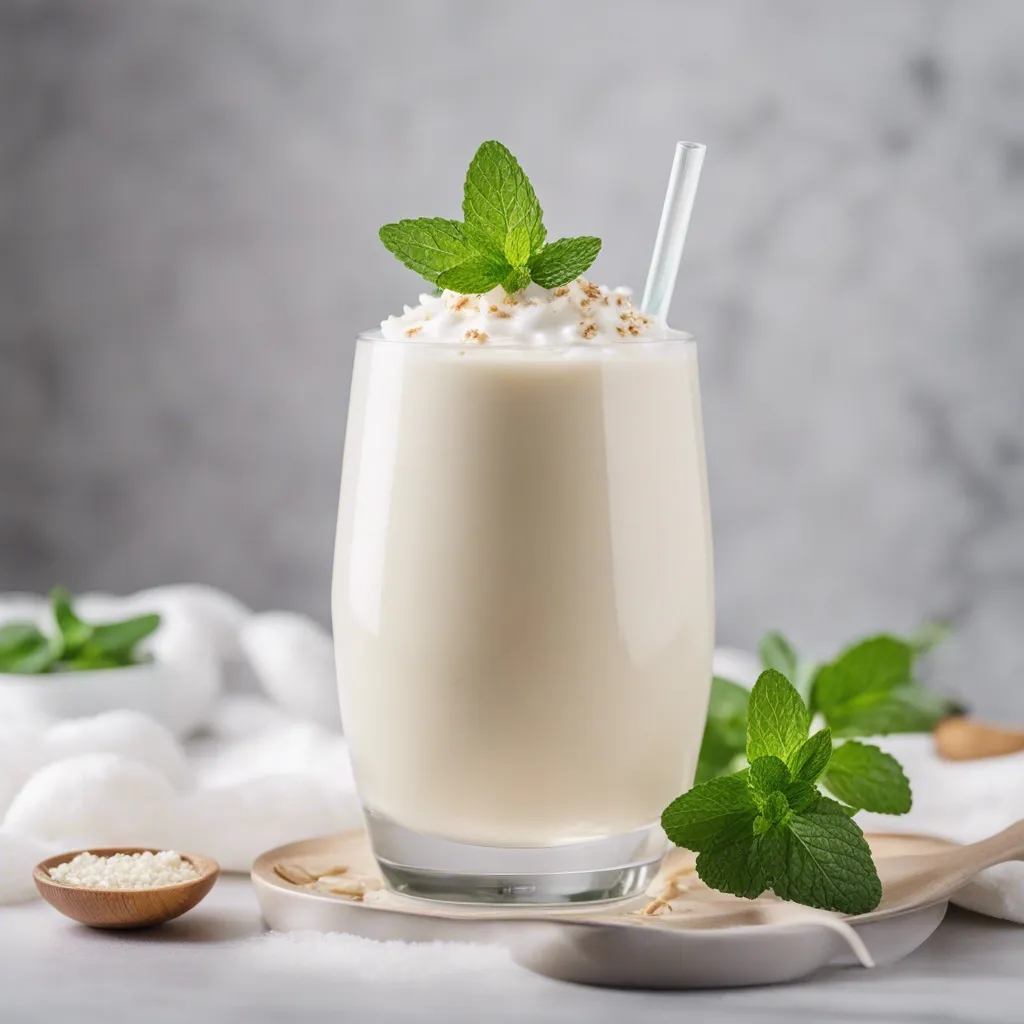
<box><xmin>364</xmin><ymin>809</ymin><xmax>666</xmax><ymax>905</ymax></box>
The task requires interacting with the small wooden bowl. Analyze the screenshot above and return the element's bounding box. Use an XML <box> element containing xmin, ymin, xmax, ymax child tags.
<box><xmin>34</xmin><ymin>847</ymin><xmax>219</xmax><ymax>929</ymax></box>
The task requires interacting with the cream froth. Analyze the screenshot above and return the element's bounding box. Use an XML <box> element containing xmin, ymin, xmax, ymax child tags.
<box><xmin>379</xmin><ymin>278</ymin><xmax>682</xmax><ymax>346</ymax></box>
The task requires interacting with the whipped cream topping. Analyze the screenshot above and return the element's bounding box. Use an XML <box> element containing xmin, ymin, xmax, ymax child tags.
<box><xmin>379</xmin><ymin>278</ymin><xmax>681</xmax><ymax>346</ymax></box>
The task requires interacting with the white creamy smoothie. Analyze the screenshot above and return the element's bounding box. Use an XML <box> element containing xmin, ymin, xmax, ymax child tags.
<box><xmin>333</xmin><ymin>279</ymin><xmax>714</xmax><ymax>848</ymax></box>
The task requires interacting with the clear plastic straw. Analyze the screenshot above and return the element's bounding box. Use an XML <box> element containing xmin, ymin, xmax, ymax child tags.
<box><xmin>640</xmin><ymin>141</ymin><xmax>706</xmax><ymax>321</ymax></box>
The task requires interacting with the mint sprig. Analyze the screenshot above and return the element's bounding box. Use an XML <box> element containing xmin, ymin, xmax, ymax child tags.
<box><xmin>696</xmin><ymin>623</ymin><xmax>959</xmax><ymax>785</ymax></box>
<box><xmin>663</xmin><ymin>669</ymin><xmax>884</xmax><ymax>915</ymax></box>
<box><xmin>811</xmin><ymin>635</ymin><xmax>958</xmax><ymax>736</ymax></box>
<box><xmin>0</xmin><ymin>587</ymin><xmax>160</xmax><ymax>675</ymax></box>
<box><xmin>379</xmin><ymin>141</ymin><xmax>601</xmax><ymax>294</ymax></box>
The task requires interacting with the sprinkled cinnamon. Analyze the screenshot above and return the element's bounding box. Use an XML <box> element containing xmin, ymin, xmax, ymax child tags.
<box><xmin>405</xmin><ymin>326</ymin><xmax>422</xmax><ymax>337</ymax></box>
<box><xmin>580</xmin><ymin>322</ymin><xmax>598</xmax><ymax>340</ymax></box>
<box><xmin>581</xmin><ymin>280</ymin><xmax>602</xmax><ymax>299</ymax></box>
<box><xmin>552</xmin><ymin>287</ymin><xmax>570</xmax><ymax>297</ymax></box>
<box><xmin>453</xmin><ymin>296</ymin><xmax>471</xmax><ymax>312</ymax></box>
<box><xmin>464</xmin><ymin>329</ymin><xmax>488</xmax><ymax>344</ymax></box>
<box><xmin>488</xmin><ymin>305</ymin><xmax>512</xmax><ymax>319</ymax></box>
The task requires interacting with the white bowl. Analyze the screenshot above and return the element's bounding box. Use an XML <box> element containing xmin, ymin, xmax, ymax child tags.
<box><xmin>0</xmin><ymin>661</ymin><xmax>184</xmax><ymax>732</ymax></box>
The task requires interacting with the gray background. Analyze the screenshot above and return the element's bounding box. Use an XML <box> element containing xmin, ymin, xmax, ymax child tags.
<box><xmin>1</xmin><ymin>0</ymin><xmax>1022</xmax><ymax>714</ymax></box>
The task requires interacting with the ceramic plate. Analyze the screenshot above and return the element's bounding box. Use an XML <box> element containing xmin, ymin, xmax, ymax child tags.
<box><xmin>251</xmin><ymin>831</ymin><xmax>954</xmax><ymax>988</ymax></box>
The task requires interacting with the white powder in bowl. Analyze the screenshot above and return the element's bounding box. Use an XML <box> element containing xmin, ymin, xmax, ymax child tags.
<box><xmin>48</xmin><ymin>850</ymin><xmax>199</xmax><ymax>890</ymax></box>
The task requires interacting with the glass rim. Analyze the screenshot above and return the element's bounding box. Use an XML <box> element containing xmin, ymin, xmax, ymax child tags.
<box><xmin>355</xmin><ymin>328</ymin><xmax>696</xmax><ymax>349</ymax></box>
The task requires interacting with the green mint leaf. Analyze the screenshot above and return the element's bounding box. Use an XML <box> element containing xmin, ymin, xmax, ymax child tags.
<box><xmin>769</xmin><ymin>797</ymin><xmax>882</xmax><ymax>914</ymax></box>
<box><xmin>463</xmin><ymin>141</ymin><xmax>546</xmax><ymax>261</ymax></box>
<box><xmin>748</xmin><ymin>755</ymin><xmax>790</xmax><ymax>800</ymax></box>
<box><xmin>695</xmin><ymin>677</ymin><xmax>750</xmax><ymax>783</ymax></box>
<box><xmin>759</xmin><ymin>791</ymin><xmax>792</xmax><ymax>828</ymax></box>
<box><xmin>0</xmin><ymin>622</ymin><xmax>45</xmax><ymax>657</ymax></box>
<box><xmin>435</xmin><ymin>252</ymin><xmax>509</xmax><ymax>294</ymax></box>
<box><xmin>0</xmin><ymin>624</ymin><xmax>54</xmax><ymax>675</ymax></box>
<box><xmin>661</xmin><ymin>773</ymin><xmax>757</xmax><ymax>853</ymax></box>
<box><xmin>504</xmin><ymin>223</ymin><xmax>532</xmax><ymax>267</ymax></box>
<box><xmin>747</xmin><ymin>669</ymin><xmax>809</xmax><ymax>762</ymax></box>
<box><xmin>823</xmin><ymin>741</ymin><xmax>912</xmax><ymax>814</ymax></box>
<box><xmin>823</xmin><ymin>683</ymin><xmax>954</xmax><ymax>737</ymax></box>
<box><xmin>813</xmin><ymin>635</ymin><xmax>913</xmax><ymax>715</ymax></box>
<box><xmin>90</xmin><ymin>614</ymin><xmax>161</xmax><ymax>659</ymax></box>
<box><xmin>528</xmin><ymin>236</ymin><xmax>602</xmax><ymax>289</ymax></box>
<box><xmin>783</xmin><ymin>779</ymin><xmax>820</xmax><ymax>813</ymax></box>
<box><xmin>788</xmin><ymin>727</ymin><xmax>833</xmax><ymax>784</ymax></box>
<box><xmin>758</xmin><ymin>631</ymin><xmax>799</xmax><ymax>679</ymax></box>
<box><xmin>501</xmin><ymin>266</ymin><xmax>532</xmax><ymax>294</ymax></box>
<box><xmin>695</xmin><ymin>816</ymin><xmax>770</xmax><ymax>899</ymax></box>
<box><xmin>907</xmin><ymin>620</ymin><xmax>954</xmax><ymax>656</ymax></box>
<box><xmin>58</xmin><ymin>647</ymin><xmax>126</xmax><ymax>672</ymax></box>
<box><xmin>379</xmin><ymin>218</ymin><xmax>485</xmax><ymax>286</ymax></box>
<box><xmin>51</xmin><ymin>586</ymin><xmax>92</xmax><ymax>657</ymax></box>
<box><xmin>811</xmin><ymin>635</ymin><xmax>955</xmax><ymax>735</ymax></box>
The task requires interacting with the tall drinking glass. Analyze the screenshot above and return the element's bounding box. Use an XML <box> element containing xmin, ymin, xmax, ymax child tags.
<box><xmin>332</xmin><ymin>330</ymin><xmax>714</xmax><ymax>904</ymax></box>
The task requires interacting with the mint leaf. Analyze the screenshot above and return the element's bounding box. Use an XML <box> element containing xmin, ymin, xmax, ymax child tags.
<box><xmin>695</xmin><ymin>816</ymin><xmax>771</xmax><ymax>899</ymax></box>
<box><xmin>759</xmin><ymin>631</ymin><xmax>799</xmax><ymax>680</ymax></box>
<box><xmin>813</xmin><ymin>635</ymin><xmax>913</xmax><ymax>713</ymax></box>
<box><xmin>823</xmin><ymin>741</ymin><xmax>912</xmax><ymax>814</ymax></box>
<box><xmin>435</xmin><ymin>252</ymin><xmax>509</xmax><ymax>293</ymax></box>
<box><xmin>748</xmin><ymin>755</ymin><xmax>790</xmax><ymax>800</ymax></box>
<box><xmin>0</xmin><ymin>623</ymin><xmax>44</xmax><ymax>657</ymax></box>
<box><xmin>747</xmin><ymin>669</ymin><xmax>809</xmax><ymax>762</ymax></box>
<box><xmin>463</xmin><ymin>141</ymin><xmax>546</xmax><ymax>261</ymax></box>
<box><xmin>831</xmin><ymin>683</ymin><xmax>955</xmax><ymax>736</ymax></box>
<box><xmin>696</xmin><ymin>677</ymin><xmax>750</xmax><ymax>783</ymax></box>
<box><xmin>56</xmin><ymin>649</ymin><xmax>124</xmax><ymax>672</ymax></box>
<box><xmin>0</xmin><ymin>624</ymin><xmax>53</xmax><ymax>675</ymax></box>
<box><xmin>788</xmin><ymin>727</ymin><xmax>833</xmax><ymax>784</ymax></box>
<box><xmin>380</xmin><ymin>141</ymin><xmax>603</xmax><ymax>294</ymax></box>
<box><xmin>758</xmin><ymin>791</ymin><xmax>792</xmax><ymax>828</ymax></box>
<box><xmin>812</xmin><ymin>634</ymin><xmax>958</xmax><ymax>735</ymax></box>
<box><xmin>528</xmin><ymin>236</ymin><xmax>602</xmax><ymax>289</ymax></box>
<box><xmin>661</xmin><ymin>773</ymin><xmax>756</xmax><ymax>853</ymax></box>
<box><xmin>782</xmin><ymin>779</ymin><xmax>820</xmax><ymax>813</ymax></box>
<box><xmin>501</xmin><ymin>266</ymin><xmax>532</xmax><ymax>294</ymax></box>
<box><xmin>379</xmin><ymin>218</ymin><xmax>486</xmax><ymax>285</ymax></box>
<box><xmin>770</xmin><ymin>797</ymin><xmax>882</xmax><ymax>914</ymax></box>
<box><xmin>504</xmin><ymin>223</ymin><xmax>532</xmax><ymax>267</ymax></box>
<box><xmin>51</xmin><ymin>586</ymin><xmax>92</xmax><ymax>657</ymax></box>
<box><xmin>90</xmin><ymin>614</ymin><xmax>161</xmax><ymax>659</ymax></box>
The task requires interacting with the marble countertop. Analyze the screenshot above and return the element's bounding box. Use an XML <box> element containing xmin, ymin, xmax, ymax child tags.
<box><xmin>2</xmin><ymin>877</ymin><xmax>1021</xmax><ymax>1023</ymax></box>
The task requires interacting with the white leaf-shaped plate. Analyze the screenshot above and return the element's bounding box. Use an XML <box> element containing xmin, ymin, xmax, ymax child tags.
<box><xmin>252</xmin><ymin>831</ymin><xmax>953</xmax><ymax>989</ymax></box>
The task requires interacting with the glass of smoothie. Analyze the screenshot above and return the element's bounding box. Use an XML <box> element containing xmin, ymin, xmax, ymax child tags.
<box><xmin>333</xmin><ymin>142</ymin><xmax>712</xmax><ymax>904</ymax></box>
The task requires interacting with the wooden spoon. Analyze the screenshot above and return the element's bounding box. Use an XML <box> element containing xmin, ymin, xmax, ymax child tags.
<box><xmin>865</xmin><ymin>819</ymin><xmax>1024</xmax><ymax>920</ymax></box>
<box><xmin>34</xmin><ymin>847</ymin><xmax>219</xmax><ymax>929</ymax></box>
<box><xmin>934</xmin><ymin>716</ymin><xmax>1024</xmax><ymax>761</ymax></box>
